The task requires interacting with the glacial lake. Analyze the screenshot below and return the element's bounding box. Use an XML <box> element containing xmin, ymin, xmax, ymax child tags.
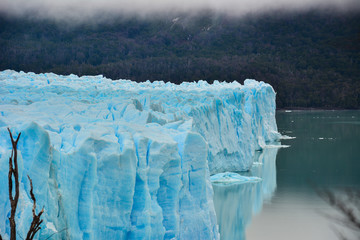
<box><xmin>212</xmin><ymin>110</ymin><xmax>360</xmax><ymax>240</ymax></box>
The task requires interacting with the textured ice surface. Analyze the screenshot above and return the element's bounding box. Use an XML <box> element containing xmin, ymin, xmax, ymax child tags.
<box><xmin>0</xmin><ymin>70</ymin><xmax>279</xmax><ymax>239</ymax></box>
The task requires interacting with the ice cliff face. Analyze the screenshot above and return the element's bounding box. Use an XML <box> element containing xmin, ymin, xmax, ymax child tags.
<box><xmin>0</xmin><ymin>70</ymin><xmax>279</xmax><ymax>239</ymax></box>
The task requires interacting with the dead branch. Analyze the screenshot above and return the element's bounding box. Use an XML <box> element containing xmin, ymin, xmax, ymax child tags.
<box><xmin>25</xmin><ymin>175</ymin><xmax>44</xmax><ymax>240</ymax></box>
<box><xmin>7</xmin><ymin>128</ymin><xmax>21</xmax><ymax>240</ymax></box>
<box><xmin>318</xmin><ymin>188</ymin><xmax>360</xmax><ymax>239</ymax></box>
<box><xmin>320</xmin><ymin>189</ymin><xmax>360</xmax><ymax>230</ymax></box>
<box><xmin>6</xmin><ymin>129</ymin><xmax>44</xmax><ymax>240</ymax></box>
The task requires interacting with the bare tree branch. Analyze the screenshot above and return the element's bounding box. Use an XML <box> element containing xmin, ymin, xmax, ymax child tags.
<box><xmin>320</xmin><ymin>189</ymin><xmax>360</xmax><ymax>230</ymax></box>
<box><xmin>6</xmin><ymin>129</ymin><xmax>44</xmax><ymax>240</ymax></box>
<box><xmin>7</xmin><ymin>128</ymin><xmax>21</xmax><ymax>240</ymax></box>
<box><xmin>25</xmin><ymin>176</ymin><xmax>44</xmax><ymax>240</ymax></box>
<box><xmin>317</xmin><ymin>187</ymin><xmax>360</xmax><ymax>239</ymax></box>
<box><xmin>332</xmin><ymin>226</ymin><xmax>347</xmax><ymax>240</ymax></box>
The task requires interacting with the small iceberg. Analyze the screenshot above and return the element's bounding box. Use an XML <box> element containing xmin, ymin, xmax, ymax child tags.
<box><xmin>263</xmin><ymin>144</ymin><xmax>290</xmax><ymax>149</ymax></box>
<box><xmin>318</xmin><ymin>137</ymin><xmax>335</xmax><ymax>140</ymax></box>
<box><xmin>280</xmin><ymin>135</ymin><xmax>296</xmax><ymax>140</ymax></box>
<box><xmin>210</xmin><ymin>172</ymin><xmax>262</xmax><ymax>185</ymax></box>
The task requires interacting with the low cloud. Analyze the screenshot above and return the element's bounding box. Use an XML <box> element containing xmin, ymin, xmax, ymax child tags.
<box><xmin>0</xmin><ymin>0</ymin><xmax>359</xmax><ymax>21</ymax></box>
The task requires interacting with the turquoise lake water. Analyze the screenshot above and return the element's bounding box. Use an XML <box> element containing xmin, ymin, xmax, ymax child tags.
<box><xmin>213</xmin><ymin>110</ymin><xmax>360</xmax><ymax>240</ymax></box>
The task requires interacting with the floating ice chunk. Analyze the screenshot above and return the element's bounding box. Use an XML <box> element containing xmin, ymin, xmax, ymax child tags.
<box><xmin>280</xmin><ymin>135</ymin><xmax>296</xmax><ymax>140</ymax></box>
<box><xmin>318</xmin><ymin>137</ymin><xmax>335</xmax><ymax>140</ymax></box>
<box><xmin>211</xmin><ymin>172</ymin><xmax>261</xmax><ymax>185</ymax></box>
<box><xmin>263</xmin><ymin>144</ymin><xmax>290</xmax><ymax>148</ymax></box>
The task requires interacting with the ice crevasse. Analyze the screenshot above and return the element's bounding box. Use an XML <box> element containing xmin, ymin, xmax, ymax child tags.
<box><xmin>0</xmin><ymin>70</ymin><xmax>280</xmax><ymax>239</ymax></box>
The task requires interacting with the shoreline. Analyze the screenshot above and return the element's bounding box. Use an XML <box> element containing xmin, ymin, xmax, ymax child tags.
<box><xmin>276</xmin><ymin>107</ymin><xmax>360</xmax><ymax>111</ymax></box>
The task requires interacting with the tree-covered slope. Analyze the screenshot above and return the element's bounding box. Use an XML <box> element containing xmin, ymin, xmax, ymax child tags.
<box><xmin>0</xmin><ymin>11</ymin><xmax>359</xmax><ymax>108</ymax></box>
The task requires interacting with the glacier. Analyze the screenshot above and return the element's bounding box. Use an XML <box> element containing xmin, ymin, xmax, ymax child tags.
<box><xmin>0</xmin><ymin>70</ymin><xmax>280</xmax><ymax>239</ymax></box>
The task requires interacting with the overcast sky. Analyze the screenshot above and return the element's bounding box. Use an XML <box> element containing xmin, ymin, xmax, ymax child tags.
<box><xmin>0</xmin><ymin>0</ymin><xmax>359</xmax><ymax>21</ymax></box>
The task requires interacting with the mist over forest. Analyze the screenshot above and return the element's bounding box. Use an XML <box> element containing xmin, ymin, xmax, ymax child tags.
<box><xmin>0</xmin><ymin>9</ymin><xmax>359</xmax><ymax>108</ymax></box>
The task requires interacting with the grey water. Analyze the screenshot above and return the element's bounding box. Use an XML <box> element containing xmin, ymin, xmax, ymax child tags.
<box><xmin>213</xmin><ymin>110</ymin><xmax>360</xmax><ymax>240</ymax></box>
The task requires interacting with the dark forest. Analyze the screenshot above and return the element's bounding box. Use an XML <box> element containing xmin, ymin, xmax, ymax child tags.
<box><xmin>1</xmin><ymin>10</ymin><xmax>359</xmax><ymax>109</ymax></box>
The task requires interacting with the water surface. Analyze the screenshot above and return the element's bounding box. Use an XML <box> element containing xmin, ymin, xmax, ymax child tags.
<box><xmin>214</xmin><ymin>110</ymin><xmax>360</xmax><ymax>240</ymax></box>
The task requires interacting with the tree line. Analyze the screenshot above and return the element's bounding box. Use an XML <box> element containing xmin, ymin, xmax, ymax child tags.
<box><xmin>0</xmin><ymin>10</ymin><xmax>359</xmax><ymax>108</ymax></box>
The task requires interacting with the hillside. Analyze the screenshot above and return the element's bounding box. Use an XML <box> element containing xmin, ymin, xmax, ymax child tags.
<box><xmin>0</xmin><ymin>10</ymin><xmax>359</xmax><ymax>108</ymax></box>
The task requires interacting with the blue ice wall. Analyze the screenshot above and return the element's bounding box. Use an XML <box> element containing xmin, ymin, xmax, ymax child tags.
<box><xmin>0</xmin><ymin>70</ymin><xmax>280</xmax><ymax>239</ymax></box>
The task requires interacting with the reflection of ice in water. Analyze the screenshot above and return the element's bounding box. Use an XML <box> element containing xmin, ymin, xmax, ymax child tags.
<box><xmin>212</xmin><ymin>147</ymin><xmax>279</xmax><ymax>240</ymax></box>
<box><xmin>212</xmin><ymin>181</ymin><xmax>259</xmax><ymax>240</ymax></box>
<box><xmin>251</xmin><ymin>148</ymin><xmax>278</xmax><ymax>204</ymax></box>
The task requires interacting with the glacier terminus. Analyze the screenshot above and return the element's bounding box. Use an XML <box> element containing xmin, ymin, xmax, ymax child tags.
<box><xmin>0</xmin><ymin>70</ymin><xmax>280</xmax><ymax>239</ymax></box>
